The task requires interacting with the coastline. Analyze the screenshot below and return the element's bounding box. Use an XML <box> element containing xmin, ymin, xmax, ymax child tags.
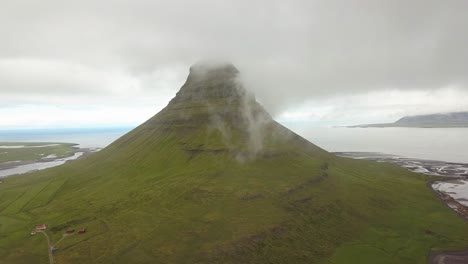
<box><xmin>429</xmin><ymin>178</ymin><xmax>468</xmax><ymax>221</ymax></box>
<box><xmin>428</xmin><ymin>178</ymin><xmax>468</xmax><ymax>264</ymax></box>
<box><xmin>335</xmin><ymin>152</ymin><xmax>468</xmax><ymax>264</ymax></box>
<box><xmin>0</xmin><ymin>144</ymin><xmax>100</xmax><ymax>179</ymax></box>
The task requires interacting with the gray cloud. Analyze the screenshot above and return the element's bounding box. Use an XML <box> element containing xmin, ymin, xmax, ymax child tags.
<box><xmin>1</xmin><ymin>0</ymin><xmax>468</xmax><ymax>115</ymax></box>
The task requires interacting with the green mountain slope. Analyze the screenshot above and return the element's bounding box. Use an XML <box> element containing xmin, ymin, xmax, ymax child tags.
<box><xmin>0</xmin><ymin>64</ymin><xmax>467</xmax><ymax>264</ymax></box>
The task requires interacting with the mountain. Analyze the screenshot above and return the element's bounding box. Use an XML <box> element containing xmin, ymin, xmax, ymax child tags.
<box><xmin>350</xmin><ymin>112</ymin><xmax>468</xmax><ymax>128</ymax></box>
<box><xmin>1</xmin><ymin>63</ymin><xmax>467</xmax><ymax>264</ymax></box>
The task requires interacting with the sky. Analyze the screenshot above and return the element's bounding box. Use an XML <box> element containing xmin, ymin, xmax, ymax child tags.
<box><xmin>1</xmin><ymin>0</ymin><xmax>468</xmax><ymax>130</ymax></box>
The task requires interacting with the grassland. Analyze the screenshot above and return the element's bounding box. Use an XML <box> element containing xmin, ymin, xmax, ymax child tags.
<box><xmin>0</xmin><ymin>123</ymin><xmax>467</xmax><ymax>263</ymax></box>
<box><xmin>0</xmin><ymin>142</ymin><xmax>78</xmax><ymax>163</ymax></box>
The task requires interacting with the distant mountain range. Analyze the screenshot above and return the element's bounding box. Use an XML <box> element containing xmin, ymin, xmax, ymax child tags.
<box><xmin>350</xmin><ymin>111</ymin><xmax>468</xmax><ymax>128</ymax></box>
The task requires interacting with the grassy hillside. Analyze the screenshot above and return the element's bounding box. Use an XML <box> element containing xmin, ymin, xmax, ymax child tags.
<box><xmin>1</xmin><ymin>145</ymin><xmax>466</xmax><ymax>263</ymax></box>
<box><xmin>0</xmin><ymin>64</ymin><xmax>467</xmax><ymax>263</ymax></box>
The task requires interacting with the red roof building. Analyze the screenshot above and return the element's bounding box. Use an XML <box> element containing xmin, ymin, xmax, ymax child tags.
<box><xmin>78</xmin><ymin>228</ymin><xmax>86</xmax><ymax>234</ymax></box>
<box><xmin>35</xmin><ymin>224</ymin><xmax>47</xmax><ymax>230</ymax></box>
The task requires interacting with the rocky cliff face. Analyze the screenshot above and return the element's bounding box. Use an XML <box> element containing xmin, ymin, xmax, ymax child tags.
<box><xmin>150</xmin><ymin>63</ymin><xmax>271</xmax><ymax>124</ymax></box>
<box><xmin>170</xmin><ymin>63</ymin><xmax>246</xmax><ymax>103</ymax></box>
<box><xmin>137</xmin><ymin>63</ymin><xmax>282</xmax><ymax>156</ymax></box>
<box><xmin>112</xmin><ymin>63</ymin><xmax>322</xmax><ymax>160</ymax></box>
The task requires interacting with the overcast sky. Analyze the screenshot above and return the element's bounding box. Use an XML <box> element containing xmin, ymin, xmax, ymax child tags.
<box><xmin>1</xmin><ymin>0</ymin><xmax>468</xmax><ymax>129</ymax></box>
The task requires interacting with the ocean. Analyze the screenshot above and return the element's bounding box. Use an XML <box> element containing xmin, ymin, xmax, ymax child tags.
<box><xmin>1</xmin><ymin>126</ymin><xmax>467</xmax><ymax>163</ymax></box>
<box><xmin>287</xmin><ymin>126</ymin><xmax>468</xmax><ymax>164</ymax></box>
<box><xmin>0</xmin><ymin>127</ymin><xmax>131</xmax><ymax>148</ymax></box>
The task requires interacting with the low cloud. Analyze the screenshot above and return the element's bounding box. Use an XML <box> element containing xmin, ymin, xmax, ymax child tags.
<box><xmin>278</xmin><ymin>86</ymin><xmax>468</xmax><ymax>126</ymax></box>
<box><xmin>1</xmin><ymin>0</ymin><xmax>468</xmax><ymax>128</ymax></box>
<box><xmin>0</xmin><ymin>58</ymin><xmax>140</xmax><ymax>95</ymax></box>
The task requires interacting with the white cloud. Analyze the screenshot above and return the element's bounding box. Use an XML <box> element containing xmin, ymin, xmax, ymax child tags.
<box><xmin>277</xmin><ymin>86</ymin><xmax>468</xmax><ymax>126</ymax></box>
<box><xmin>1</xmin><ymin>0</ymin><xmax>468</xmax><ymax>129</ymax></box>
<box><xmin>0</xmin><ymin>58</ymin><xmax>139</xmax><ymax>95</ymax></box>
<box><xmin>0</xmin><ymin>104</ymin><xmax>158</xmax><ymax>130</ymax></box>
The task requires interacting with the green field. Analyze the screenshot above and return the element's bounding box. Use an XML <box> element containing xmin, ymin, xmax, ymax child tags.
<box><xmin>0</xmin><ymin>65</ymin><xmax>467</xmax><ymax>263</ymax></box>
<box><xmin>0</xmin><ymin>146</ymin><xmax>466</xmax><ymax>263</ymax></box>
<box><xmin>1</xmin><ymin>124</ymin><xmax>467</xmax><ymax>263</ymax></box>
<box><xmin>0</xmin><ymin>142</ymin><xmax>78</xmax><ymax>163</ymax></box>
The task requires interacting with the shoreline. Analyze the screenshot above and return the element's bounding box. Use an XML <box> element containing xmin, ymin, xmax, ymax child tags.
<box><xmin>0</xmin><ymin>145</ymin><xmax>100</xmax><ymax>179</ymax></box>
<box><xmin>335</xmin><ymin>152</ymin><xmax>468</xmax><ymax>264</ymax></box>
<box><xmin>428</xmin><ymin>178</ymin><xmax>468</xmax><ymax>221</ymax></box>
<box><xmin>428</xmin><ymin>179</ymin><xmax>468</xmax><ymax>264</ymax></box>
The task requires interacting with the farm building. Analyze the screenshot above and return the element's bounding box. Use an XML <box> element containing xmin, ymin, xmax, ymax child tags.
<box><xmin>35</xmin><ymin>224</ymin><xmax>47</xmax><ymax>230</ymax></box>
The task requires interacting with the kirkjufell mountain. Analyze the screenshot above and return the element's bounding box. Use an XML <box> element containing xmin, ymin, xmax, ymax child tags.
<box><xmin>0</xmin><ymin>63</ymin><xmax>467</xmax><ymax>264</ymax></box>
<box><xmin>112</xmin><ymin>63</ymin><xmax>327</xmax><ymax>162</ymax></box>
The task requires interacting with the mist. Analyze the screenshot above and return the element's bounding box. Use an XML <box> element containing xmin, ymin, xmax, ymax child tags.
<box><xmin>1</xmin><ymin>0</ymin><xmax>468</xmax><ymax>129</ymax></box>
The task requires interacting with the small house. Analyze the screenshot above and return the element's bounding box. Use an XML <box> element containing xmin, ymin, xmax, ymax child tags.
<box><xmin>78</xmin><ymin>228</ymin><xmax>86</xmax><ymax>234</ymax></box>
<box><xmin>66</xmin><ymin>229</ymin><xmax>75</xmax><ymax>234</ymax></box>
<box><xmin>30</xmin><ymin>231</ymin><xmax>36</xmax><ymax>236</ymax></box>
<box><xmin>35</xmin><ymin>224</ymin><xmax>47</xmax><ymax>230</ymax></box>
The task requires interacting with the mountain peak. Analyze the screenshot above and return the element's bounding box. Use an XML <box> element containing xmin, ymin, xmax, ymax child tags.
<box><xmin>188</xmin><ymin>62</ymin><xmax>239</xmax><ymax>80</ymax></box>
<box><xmin>171</xmin><ymin>62</ymin><xmax>245</xmax><ymax>104</ymax></box>
<box><xmin>136</xmin><ymin>63</ymin><xmax>323</xmax><ymax>158</ymax></box>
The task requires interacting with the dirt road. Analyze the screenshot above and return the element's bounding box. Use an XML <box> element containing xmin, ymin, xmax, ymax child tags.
<box><xmin>37</xmin><ymin>230</ymin><xmax>54</xmax><ymax>264</ymax></box>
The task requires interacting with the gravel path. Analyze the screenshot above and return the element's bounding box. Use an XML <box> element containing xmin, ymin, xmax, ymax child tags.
<box><xmin>37</xmin><ymin>230</ymin><xmax>54</xmax><ymax>264</ymax></box>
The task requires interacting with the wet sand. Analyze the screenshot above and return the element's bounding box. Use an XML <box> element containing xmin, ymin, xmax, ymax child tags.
<box><xmin>430</xmin><ymin>250</ymin><xmax>468</xmax><ymax>264</ymax></box>
<box><xmin>335</xmin><ymin>152</ymin><xmax>468</xmax><ymax>177</ymax></box>
<box><xmin>0</xmin><ymin>147</ymin><xmax>100</xmax><ymax>178</ymax></box>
